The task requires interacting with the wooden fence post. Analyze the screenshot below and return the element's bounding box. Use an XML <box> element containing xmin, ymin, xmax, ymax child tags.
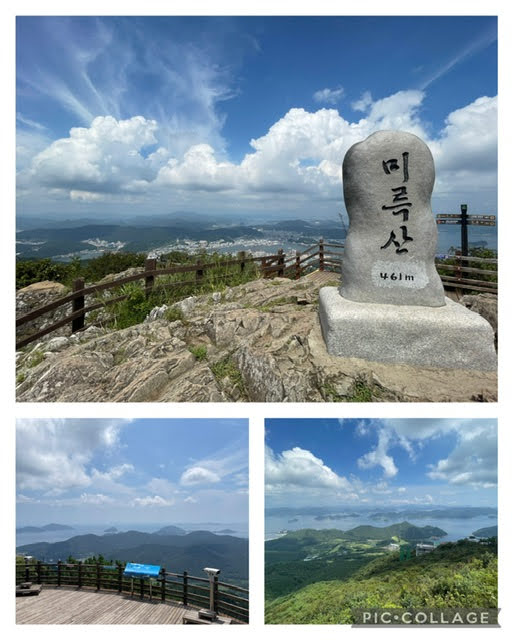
<box><xmin>295</xmin><ymin>250</ymin><xmax>301</xmax><ymax>280</ymax></box>
<box><xmin>24</xmin><ymin>556</ymin><xmax>30</xmax><ymax>582</ymax></box>
<box><xmin>36</xmin><ymin>561</ymin><xmax>42</xmax><ymax>585</ymax></box>
<box><xmin>196</xmin><ymin>258</ymin><xmax>204</xmax><ymax>284</ymax></box>
<box><xmin>78</xmin><ymin>561</ymin><xmax>82</xmax><ymax>589</ymax></box>
<box><xmin>183</xmin><ymin>571</ymin><xmax>188</xmax><ymax>606</ymax></box>
<box><xmin>277</xmin><ymin>249</ymin><xmax>284</xmax><ymax>277</ymax></box>
<box><xmin>213</xmin><ymin>576</ymin><xmax>219</xmax><ymax>613</ymax></box>
<box><xmin>57</xmin><ymin>560</ymin><xmax>62</xmax><ymax>587</ymax></box>
<box><xmin>319</xmin><ymin>238</ymin><xmax>325</xmax><ymax>272</ymax></box>
<box><xmin>145</xmin><ymin>257</ymin><xmax>157</xmax><ymax>299</ymax></box>
<box><xmin>118</xmin><ymin>564</ymin><xmax>123</xmax><ymax>593</ymax></box>
<box><xmin>71</xmin><ymin>278</ymin><xmax>85</xmax><ymax>333</ymax></box>
<box><xmin>160</xmin><ymin>568</ymin><xmax>166</xmax><ymax>602</ymax></box>
<box><xmin>96</xmin><ymin>563</ymin><xmax>101</xmax><ymax>591</ymax></box>
<box><xmin>261</xmin><ymin>258</ymin><xmax>268</xmax><ymax>279</ymax></box>
<box><xmin>238</xmin><ymin>251</ymin><xmax>246</xmax><ymax>273</ymax></box>
<box><xmin>140</xmin><ymin>577</ymin><xmax>144</xmax><ymax>599</ymax></box>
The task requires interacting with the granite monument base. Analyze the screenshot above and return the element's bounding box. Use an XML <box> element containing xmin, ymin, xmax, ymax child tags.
<box><xmin>318</xmin><ymin>287</ymin><xmax>496</xmax><ymax>371</ymax></box>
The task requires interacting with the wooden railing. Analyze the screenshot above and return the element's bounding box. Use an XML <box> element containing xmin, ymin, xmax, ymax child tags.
<box><xmin>16</xmin><ymin>241</ymin><xmax>497</xmax><ymax>350</ymax></box>
<box><xmin>262</xmin><ymin>239</ymin><xmax>498</xmax><ymax>295</ymax></box>
<box><xmin>16</xmin><ymin>560</ymin><xmax>249</xmax><ymax>623</ymax></box>
<box><xmin>16</xmin><ymin>252</ymin><xmax>278</xmax><ymax>350</ymax></box>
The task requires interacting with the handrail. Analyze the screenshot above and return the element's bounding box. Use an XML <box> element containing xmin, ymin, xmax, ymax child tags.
<box><xmin>16</xmin><ymin>241</ymin><xmax>498</xmax><ymax>352</ymax></box>
<box><xmin>16</xmin><ymin>561</ymin><xmax>249</xmax><ymax>622</ymax></box>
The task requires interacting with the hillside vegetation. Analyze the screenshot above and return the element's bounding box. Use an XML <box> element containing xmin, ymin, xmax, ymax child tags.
<box><xmin>266</xmin><ymin>539</ymin><xmax>497</xmax><ymax>624</ymax></box>
<box><xmin>265</xmin><ymin>523</ymin><xmax>447</xmax><ymax>601</ymax></box>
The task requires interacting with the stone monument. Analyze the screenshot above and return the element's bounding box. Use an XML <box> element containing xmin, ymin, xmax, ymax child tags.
<box><xmin>318</xmin><ymin>130</ymin><xmax>496</xmax><ymax>370</ymax></box>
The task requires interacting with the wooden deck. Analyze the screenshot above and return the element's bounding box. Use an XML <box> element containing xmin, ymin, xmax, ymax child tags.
<box><xmin>16</xmin><ymin>587</ymin><xmax>200</xmax><ymax>624</ymax></box>
<box><xmin>305</xmin><ymin>269</ymin><xmax>340</xmax><ymax>285</ymax></box>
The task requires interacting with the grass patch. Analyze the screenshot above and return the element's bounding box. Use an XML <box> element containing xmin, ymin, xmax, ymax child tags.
<box><xmin>89</xmin><ymin>252</ymin><xmax>262</xmax><ymax>332</ymax></box>
<box><xmin>16</xmin><ymin>372</ymin><xmax>26</xmax><ymax>384</ymax></box>
<box><xmin>346</xmin><ymin>377</ymin><xmax>374</xmax><ymax>402</ymax></box>
<box><xmin>165</xmin><ymin>307</ymin><xmax>185</xmax><ymax>323</ymax></box>
<box><xmin>210</xmin><ymin>356</ymin><xmax>247</xmax><ymax>399</ymax></box>
<box><xmin>188</xmin><ymin>344</ymin><xmax>208</xmax><ymax>361</ymax></box>
<box><xmin>258</xmin><ymin>296</ymin><xmax>297</xmax><ymax>311</ymax></box>
<box><xmin>27</xmin><ymin>349</ymin><xmax>45</xmax><ymax>368</ymax></box>
<box><xmin>322</xmin><ymin>377</ymin><xmax>374</xmax><ymax>402</ymax></box>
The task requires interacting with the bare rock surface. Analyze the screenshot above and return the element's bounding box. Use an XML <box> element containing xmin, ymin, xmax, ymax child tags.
<box><xmin>16</xmin><ymin>276</ymin><xmax>497</xmax><ymax>402</ymax></box>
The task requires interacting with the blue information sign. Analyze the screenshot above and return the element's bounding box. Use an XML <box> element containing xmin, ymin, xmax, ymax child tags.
<box><xmin>123</xmin><ymin>563</ymin><xmax>161</xmax><ymax>578</ymax></box>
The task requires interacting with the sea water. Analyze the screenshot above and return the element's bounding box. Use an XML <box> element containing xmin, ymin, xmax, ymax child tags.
<box><xmin>265</xmin><ymin>513</ymin><xmax>497</xmax><ymax>543</ymax></box>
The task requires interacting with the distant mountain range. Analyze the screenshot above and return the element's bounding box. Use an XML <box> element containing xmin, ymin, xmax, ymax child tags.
<box><xmin>17</xmin><ymin>529</ymin><xmax>248</xmax><ymax>585</ymax></box>
<box><xmin>266</xmin><ymin>505</ymin><xmax>497</xmax><ymax>520</ymax></box>
<box><xmin>15</xmin><ymin>215</ymin><xmax>343</xmax><ymax>260</ymax></box>
<box><xmin>16</xmin><ymin>523</ymin><xmax>74</xmax><ymax>533</ymax></box>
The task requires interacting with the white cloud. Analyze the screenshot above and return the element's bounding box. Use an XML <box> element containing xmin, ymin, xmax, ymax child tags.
<box><xmin>351</xmin><ymin>90</ymin><xmax>373</xmax><ymax>112</ymax></box>
<box><xmin>180</xmin><ymin>466</ymin><xmax>221</xmax><ymax>486</ymax></box>
<box><xmin>16</xmin><ymin>418</ymin><xmax>129</xmax><ymax>492</ymax></box>
<box><xmin>132</xmin><ymin>495</ymin><xmax>174</xmax><ymax>507</ymax></box>
<box><xmin>80</xmin><ymin>493</ymin><xmax>113</xmax><ymax>505</ymax></box>
<box><xmin>146</xmin><ymin>477</ymin><xmax>178</xmax><ymax>497</ymax></box>
<box><xmin>356</xmin><ymin>419</ymin><xmax>496</xmax><ymax>489</ymax></box>
<box><xmin>28</xmin><ymin>115</ymin><xmax>158</xmax><ymax>194</ymax></box>
<box><xmin>20</xmin><ymin>90</ymin><xmax>496</xmax><ymax>213</ymax></box>
<box><xmin>17</xmin><ymin>494</ymin><xmax>38</xmax><ymax>504</ymax></box>
<box><xmin>92</xmin><ymin>463</ymin><xmax>134</xmax><ymax>482</ymax></box>
<box><xmin>265</xmin><ymin>445</ymin><xmax>350</xmax><ymax>490</ymax></box>
<box><xmin>427</xmin><ymin>426</ymin><xmax>497</xmax><ymax>488</ymax></box>
<box><xmin>357</xmin><ymin>429</ymin><xmax>398</xmax><ymax>478</ymax></box>
<box><xmin>184</xmin><ymin>496</ymin><xmax>198</xmax><ymax>504</ymax></box>
<box><xmin>313</xmin><ymin>87</ymin><xmax>344</xmax><ymax>105</ymax></box>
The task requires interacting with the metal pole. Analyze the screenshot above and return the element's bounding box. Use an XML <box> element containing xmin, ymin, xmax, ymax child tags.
<box><xmin>461</xmin><ymin>204</ymin><xmax>469</xmax><ymax>257</ymax></box>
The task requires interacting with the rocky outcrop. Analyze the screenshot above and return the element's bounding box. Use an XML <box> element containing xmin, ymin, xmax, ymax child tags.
<box><xmin>16</xmin><ymin>281</ymin><xmax>72</xmax><ymax>343</ymax></box>
<box><xmin>16</xmin><ymin>276</ymin><xmax>497</xmax><ymax>402</ymax></box>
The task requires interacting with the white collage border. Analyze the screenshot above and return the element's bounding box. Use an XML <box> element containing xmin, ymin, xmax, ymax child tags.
<box><xmin>3</xmin><ymin>1</ymin><xmax>511</xmax><ymax>638</ymax></box>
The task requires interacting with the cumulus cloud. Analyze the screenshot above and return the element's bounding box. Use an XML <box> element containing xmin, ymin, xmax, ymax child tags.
<box><xmin>180</xmin><ymin>466</ymin><xmax>221</xmax><ymax>486</ymax></box>
<box><xmin>20</xmin><ymin>90</ymin><xmax>496</xmax><ymax>212</ymax></box>
<box><xmin>132</xmin><ymin>495</ymin><xmax>174</xmax><ymax>507</ymax></box>
<box><xmin>265</xmin><ymin>445</ymin><xmax>350</xmax><ymax>490</ymax></box>
<box><xmin>313</xmin><ymin>86</ymin><xmax>344</xmax><ymax>104</ymax></box>
<box><xmin>28</xmin><ymin>115</ymin><xmax>158</xmax><ymax>195</ymax></box>
<box><xmin>16</xmin><ymin>418</ymin><xmax>129</xmax><ymax>492</ymax></box>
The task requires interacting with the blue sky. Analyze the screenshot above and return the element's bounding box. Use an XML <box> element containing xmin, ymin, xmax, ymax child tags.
<box><xmin>16</xmin><ymin>15</ymin><xmax>497</xmax><ymax>220</ymax></box>
<box><xmin>265</xmin><ymin>418</ymin><xmax>497</xmax><ymax>509</ymax></box>
<box><xmin>16</xmin><ymin>418</ymin><xmax>248</xmax><ymax>526</ymax></box>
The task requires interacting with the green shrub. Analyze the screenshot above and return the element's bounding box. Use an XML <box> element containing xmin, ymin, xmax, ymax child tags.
<box><xmin>188</xmin><ymin>345</ymin><xmax>208</xmax><ymax>361</ymax></box>
<box><xmin>111</xmin><ymin>283</ymin><xmax>154</xmax><ymax>329</ymax></box>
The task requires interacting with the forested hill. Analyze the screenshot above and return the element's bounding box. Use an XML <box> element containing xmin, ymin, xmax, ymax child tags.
<box><xmin>341</xmin><ymin>521</ymin><xmax>447</xmax><ymax>540</ymax></box>
<box><xmin>266</xmin><ymin>539</ymin><xmax>497</xmax><ymax>624</ymax></box>
<box><xmin>17</xmin><ymin>530</ymin><xmax>248</xmax><ymax>586</ymax></box>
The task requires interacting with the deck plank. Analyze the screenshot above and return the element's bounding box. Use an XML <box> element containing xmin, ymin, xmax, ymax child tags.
<box><xmin>16</xmin><ymin>587</ymin><xmax>200</xmax><ymax>624</ymax></box>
